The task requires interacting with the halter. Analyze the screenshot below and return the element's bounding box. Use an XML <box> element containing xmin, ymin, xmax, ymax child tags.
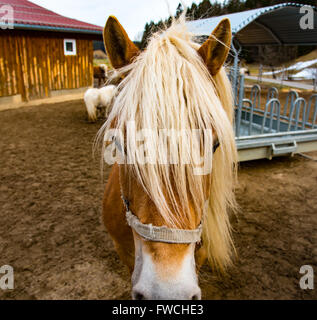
<box><xmin>121</xmin><ymin>195</ymin><xmax>203</xmax><ymax>244</ymax></box>
<box><xmin>115</xmin><ymin>138</ymin><xmax>220</xmax><ymax>244</ymax></box>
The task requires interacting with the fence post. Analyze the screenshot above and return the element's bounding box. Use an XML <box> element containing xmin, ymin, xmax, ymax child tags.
<box><xmin>258</xmin><ymin>64</ymin><xmax>263</xmax><ymax>83</ymax></box>
<box><xmin>235</xmin><ymin>75</ymin><xmax>245</xmax><ymax>137</ymax></box>
<box><xmin>280</xmin><ymin>65</ymin><xmax>285</xmax><ymax>87</ymax></box>
<box><xmin>231</xmin><ymin>42</ymin><xmax>241</xmax><ymax>107</ymax></box>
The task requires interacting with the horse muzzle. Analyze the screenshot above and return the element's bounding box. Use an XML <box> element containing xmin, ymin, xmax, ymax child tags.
<box><xmin>131</xmin><ymin>239</ymin><xmax>201</xmax><ymax>300</ymax></box>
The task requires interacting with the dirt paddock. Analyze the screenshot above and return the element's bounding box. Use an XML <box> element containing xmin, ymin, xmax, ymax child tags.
<box><xmin>0</xmin><ymin>100</ymin><xmax>316</xmax><ymax>300</ymax></box>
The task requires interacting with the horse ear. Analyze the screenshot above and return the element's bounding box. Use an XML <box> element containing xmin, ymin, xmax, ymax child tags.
<box><xmin>103</xmin><ymin>16</ymin><xmax>140</xmax><ymax>69</ymax></box>
<box><xmin>198</xmin><ymin>18</ymin><xmax>232</xmax><ymax>76</ymax></box>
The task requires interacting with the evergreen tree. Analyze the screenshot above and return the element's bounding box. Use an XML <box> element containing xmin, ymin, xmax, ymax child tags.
<box><xmin>175</xmin><ymin>3</ymin><xmax>184</xmax><ymax>18</ymax></box>
<box><xmin>196</xmin><ymin>0</ymin><xmax>213</xmax><ymax>19</ymax></box>
<box><xmin>140</xmin><ymin>0</ymin><xmax>316</xmax><ymax>49</ymax></box>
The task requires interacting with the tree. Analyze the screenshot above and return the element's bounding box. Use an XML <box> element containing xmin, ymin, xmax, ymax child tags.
<box><xmin>175</xmin><ymin>3</ymin><xmax>183</xmax><ymax>18</ymax></box>
<box><xmin>196</xmin><ymin>0</ymin><xmax>212</xmax><ymax>19</ymax></box>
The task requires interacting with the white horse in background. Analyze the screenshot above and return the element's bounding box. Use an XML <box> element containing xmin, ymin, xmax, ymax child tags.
<box><xmin>84</xmin><ymin>85</ymin><xmax>117</xmax><ymax>122</ymax></box>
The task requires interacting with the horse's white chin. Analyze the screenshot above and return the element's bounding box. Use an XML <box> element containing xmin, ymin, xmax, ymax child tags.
<box><xmin>131</xmin><ymin>238</ymin><xmax>201</xmax><ymax>300</ymax></box>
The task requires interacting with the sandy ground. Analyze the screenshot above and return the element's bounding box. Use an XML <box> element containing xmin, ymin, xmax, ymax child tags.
<box><xmin>0</xmin><ymin>100</ymin><xmax>316</xmax><ymax>300</ymax></box>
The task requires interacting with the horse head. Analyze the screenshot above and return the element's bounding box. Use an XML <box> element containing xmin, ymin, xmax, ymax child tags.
<box><xmin>101</xmin><ymin>15</ymin><xmax>237</xmax><ymax>300</ymax></box>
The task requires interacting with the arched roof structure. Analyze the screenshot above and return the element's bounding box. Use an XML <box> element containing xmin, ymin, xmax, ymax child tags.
<box><xmin>187</xmin><ymin>3</ymin><xmax>317</xmax><ymax>46</ymax></box>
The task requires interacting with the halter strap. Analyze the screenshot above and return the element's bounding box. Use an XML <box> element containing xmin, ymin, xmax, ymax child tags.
<box><xmin>125</xmin><ymin>210</ymin><xmax>202</xmax><ymax>244</ymax></box>
<box><xmin>121</xmin><ymin>193</ymin><xmax>202</xmax><ymax>243</ymax></box>
<box><xmin>115</xmin><ymin>137</ymin><xmax>219</xmax><ymax>244</ymax></box>
<box><xmin>119</xmin><ymin>170</ymin><xmax>204</xmax><ymax>243</ymax></box>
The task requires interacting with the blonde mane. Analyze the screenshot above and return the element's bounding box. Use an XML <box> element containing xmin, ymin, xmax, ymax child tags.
<box><xmin>99</xmin><ymin>17</ymin><xmax>237</xmax><ymax>271</ymax></box>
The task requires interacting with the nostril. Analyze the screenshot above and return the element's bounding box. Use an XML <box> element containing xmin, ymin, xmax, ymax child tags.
<box><xmin>132</xmin><ymin>290</ymin><xmax>146</xmax><ymax>300</ymax></box>
<box><xmin>190</xmin><ymin>289</ymin><xmax>201</xmax><ymax>300</ymax></box>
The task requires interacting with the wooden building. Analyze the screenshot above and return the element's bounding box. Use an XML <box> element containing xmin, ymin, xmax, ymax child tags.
<box><xmin>0</xmin><ymin>0</ymin><xmax>103</xmax><ymax>102</ymax></box>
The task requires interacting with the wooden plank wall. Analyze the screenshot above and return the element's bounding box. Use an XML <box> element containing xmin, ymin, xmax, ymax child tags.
<box><xmin>0</xmin><ymin>31</ymin><xmax>94</xmax><ymax>101</ymax></box>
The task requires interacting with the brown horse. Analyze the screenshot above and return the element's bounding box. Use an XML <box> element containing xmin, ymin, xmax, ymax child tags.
<box><xmin>93</xmin><ymin>64</ymin><xmax>108</xmax><ymax>87</ymax></box>
<box><xmin>99</xmin><ymin>14</ymin><xmax>237</xmax><ymax>300</ymax></box>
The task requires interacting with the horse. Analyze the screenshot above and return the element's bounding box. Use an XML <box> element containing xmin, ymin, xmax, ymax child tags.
<box><xmin>93</xmin><ymin>64</ymin><xmax>108</xmax><ymax>87</ymax></box>
<box><xmin>84</xmin><ymin>85</ymin><xmax>116</xmax><ymax>122</ymax></box>
<box><xmin>98</xmin><ymin>14</ymin><xmax>237</xmax><ymax>300</ymax></box>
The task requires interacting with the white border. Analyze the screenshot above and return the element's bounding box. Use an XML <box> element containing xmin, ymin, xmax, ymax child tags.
<box><xmin>63</xmin><ymin>39</ymin><xmax>76</xmax><ymax>56</ymax></box>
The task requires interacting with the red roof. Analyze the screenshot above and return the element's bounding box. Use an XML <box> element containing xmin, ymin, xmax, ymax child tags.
<box><xmin>0</xmin><ymin>0</ymin><xmax>103</xmax><ymax>33</ymax></box>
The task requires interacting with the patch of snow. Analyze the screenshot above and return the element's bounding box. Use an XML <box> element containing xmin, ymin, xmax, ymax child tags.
<box><xmin>290</xmin><ymin>68</ymin><xmax>317</xmax><ymax>80</ymax></box>
<box><xmin>263</xmin><ymin>58</ymin><xmax>317</xmax><ymax>76</ymax></box>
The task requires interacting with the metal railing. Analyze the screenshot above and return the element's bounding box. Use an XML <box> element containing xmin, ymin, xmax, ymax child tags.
<box><xmin>234</xmin><ymin>75</ymin><xmax>317</xmax><ymax>138</ymax></box>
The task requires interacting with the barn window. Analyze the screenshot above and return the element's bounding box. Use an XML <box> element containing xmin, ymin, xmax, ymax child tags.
<box><xmin>64</xmin><ymin>39</ymin><xmax>77</xmax><ymax>56</ymax></box>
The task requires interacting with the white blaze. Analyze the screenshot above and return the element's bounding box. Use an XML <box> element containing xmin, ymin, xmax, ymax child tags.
<box><xmin>132</xmin><ymin>238</ymin><xmax>201</xmax><ymax>300</ymax></box>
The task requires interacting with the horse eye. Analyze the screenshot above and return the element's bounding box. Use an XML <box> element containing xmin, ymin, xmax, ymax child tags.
<box><xmin>213</xmin><ymin>141</ymin><xmax>220</xmax><ymax>153</ymax></box>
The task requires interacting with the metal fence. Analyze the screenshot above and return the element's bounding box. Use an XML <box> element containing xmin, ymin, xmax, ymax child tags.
<box><xmin>234</xmin><ymin>75</ymin><xmax>317</xmax><ymax>138</ymax></box>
